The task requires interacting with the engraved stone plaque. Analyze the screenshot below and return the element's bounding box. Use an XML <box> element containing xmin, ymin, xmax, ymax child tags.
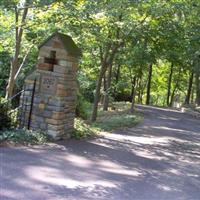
<box><xmin>40</xmin><ymin>75</ymin><xmax>57</xmax><ymax>94</ymax></box>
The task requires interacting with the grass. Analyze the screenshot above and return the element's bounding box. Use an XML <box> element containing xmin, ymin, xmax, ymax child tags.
<box><xmin>92</xmin><ymin>114</ymin><xmax>142</xmax><ymax>131</ymax></box>
<box><xmin>0</xmin><ymin>129</ymin><xmax>49</xmax><ymax>146</ymax></box>
<box><xmin>72</xmin><ymin>102</ymin><xmax>143</xmax><ymax>139</ymax></box>
<box><xmin>0</xmin><ymin>102</ymin><xmax>142</xmax><ymax>143</ymax></box>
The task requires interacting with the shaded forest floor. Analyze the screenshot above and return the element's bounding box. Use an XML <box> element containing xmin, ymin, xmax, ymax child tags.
<box><xmin>1</xmin><ymin>105</ymin><xmax>200</xmax><ymax>200</ymax></box>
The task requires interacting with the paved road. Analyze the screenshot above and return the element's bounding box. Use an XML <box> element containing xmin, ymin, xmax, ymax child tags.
<box><xmin>1</xmin><ymin>105</ymin><xmax>200</xmax><ymax>200</ymax></box>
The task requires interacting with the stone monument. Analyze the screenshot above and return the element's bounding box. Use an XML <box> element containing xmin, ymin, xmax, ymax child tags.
<box><xmin>20</xmin><ymin>32</ymin><xmax>81</xmax><ymax>139</ymax></box>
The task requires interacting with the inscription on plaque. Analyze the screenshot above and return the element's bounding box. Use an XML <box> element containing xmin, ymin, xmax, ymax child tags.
<box><xmin>40</xmin><ymin>75</ymin><xmax>57</xmax><ymax>94</ymax></box>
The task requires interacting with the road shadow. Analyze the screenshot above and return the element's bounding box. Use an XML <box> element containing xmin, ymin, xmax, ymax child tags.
<box><xmin>1</xmin><ymin>105</ymin><xmax>200</xmax><ymax>200</ymax></box>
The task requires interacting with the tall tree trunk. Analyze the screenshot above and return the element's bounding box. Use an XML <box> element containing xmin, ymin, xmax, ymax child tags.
<box><xmin>100</xmin><ymin>75</ymin><xmax>107</xmax><ymax>104</ymax></box>
<box><xmin>6</xmin><ymin>5</ymin><xmax>28</xmax><ymax>99</ymax></box>
<box><xmin>137</xmin><ymin>75</ymin><xmax>143</xmax><ymax>104</ymax></box>
<box><xmin>103</xmin><ymin>63</ymin><xmax>112</xmax><ymax>111</ymax></box>
<box><xmin>113</xmin><ymin>63</ymin><xmax>120</xmax><ymax>99</ymax></box>
<box><xmin>170</xmin><ymin>88</ymin><xmax>176</xmax><ymax>107</ymax></box>
<box><xmin>130</xmin><ymin>77</ymin><xmax>136</xmax><ymax>113</ymax></box>
<box><xmin>146</xmin><ymin>64</ymin><xmax>153</xmax><ymax>105</ymax></box>
<box><xmin>170</xmin><ymin>69</ymin><xmax>181</xmax><ymax>107</ymax></box>
<box><xmin>185</xmin><ymin>71</ymin><xmax>194</xmax><ymax>105</ymax></box>
<box><xmin>91</xmin><ymin>43</ymin><xmax>120</xmax><ymax>122</ymax></box>
<box><xmin>167</xmin><ymin>63</ymin><xmax>173</xmax><ymax>106</ymax></box>
<box><xmin>91</xmin><ymin>64</ymin><xmax>107</xmax><ymax>122</ymax></box>
<box><xmin>91</xmin><ymin>11</ymin><xmax>123</xmax><ymax>121</ymax></box>
<box><xmin>191</xmin><ymin>86</ymin><xmax>194</xmax><ymax>104</ymax></box>
<box><xmin>195</xmin><ymin>72</ymin><xmax>200</xmax><ymax>106</ymax></box>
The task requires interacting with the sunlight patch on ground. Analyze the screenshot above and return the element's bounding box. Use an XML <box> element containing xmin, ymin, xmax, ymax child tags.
<box><xmin>24</xmin><ymin>166</ymin><xmax>117</xmax><ymax>189</ymax></box>
<box><xmin>132</xmin><ymin>149</ymin><xmax>168</xmax><ymax>161</ymax></box>
<box><xmin>100</xmin><ymin>131</ymin><xmax>170</xmax><ymax>146</ymax></box>
<box><xmin>151</xmin><ymin>126</ymin><xmax>195</xmax><ymax>134</ymax></box>
<box><xmin>139</xmin><ymin>105</ymin><xmax>182</xmax><ymax>113</ymax></box>
<box><xmin>97</xmin><ymin>160</ymin><xmax>143</xmax><ymax>177</ymax></box>
<box><xmin>65</xmin><ymin>154</ymin><xmax>93</xmax><ymax>168</ymax></box>
<box><xmin>167</xmin><ymin>169</ymin><xmax>182</xmax><ymax>176</ymax></box>
<box><xmin>0</xmin><ymin>188</ymin><xmax>24</xmax><ymax>200</ymax></box>
<box><xmin>158</xmin><ymin>116</ymin><xmax>180</xmax><ymax>121</ymax></box>
<box><xmin>90</xmin><ymin>140</ymin><xmax>116</xmax><ymax>149</ymax></box>
<box><xmin>157</xmin><ymin>185</ymin><xmax>173</xmax><ymax>191</ymax></box>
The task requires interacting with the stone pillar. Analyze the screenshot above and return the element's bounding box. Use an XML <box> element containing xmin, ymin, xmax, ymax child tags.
<box><xmin>20</xmin><ymin>33</ymin><xmax>80</xmax><ymax>140</ymax></box>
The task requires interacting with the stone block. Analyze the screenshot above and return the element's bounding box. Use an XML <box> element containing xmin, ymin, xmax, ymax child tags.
<box><xmin>38</xmin><ymin>57</ymin><xmax>45</xmax><ymax>64</ymax></box>
<box><xmin>66</xmin><ymin>55</ymin><xmax>78</xmax><ymax>62</ymax></box>
<box><xmin>51</xmin><ymin>112</ymin><xmax>66</xmax><ymax>120</ymax></box>
<box><xmin>58</xmin><ymin>60</ymin><xmax>73</xmax><ymax>67</ymax></box>
<box><xmin>53</xmin><ymin>41</ymin><xmax>63</xmax><ymax>49</ymax></box>
<box><xmin>25</xmin><ymin>79</ymin><xmax>35</xmax><ymax>85</ymax></box>
<box><xmin>47</xmin><ymin>130</ymin><xmax>61</xmax><ymax>140</ymax></box>
<box><xmin>46</xmin><ymin>118</ymin><xmax>64</xmax><ymax>125</ymax></box>
<box><xmin>53</xmin><ymin>65</ymin><xmax>69</xmax><ymax>74</ymax></box>
<box><xmin>39</xmin><ymin>49</ymin><xmax>50</xmax><ymax>57</ymax></box>
<box><xmin>57</xmin><ymin>84</ymin><xmax>67</xmax><ymax>90</ymax></box>
<box><xmin>37</xmin><ymin>63</ymin><xmax>53</xmax><ymax>71</ymax></box>
<box><xmin>38</xmin><ymin>103</ymin><xmax>45</xmax><ymax>110</ymax></box>
<box><xmin>46</xmin><ymin>105</ymin><xmax>63</xmax><ymax>112</ymax></box>
<box><xmin>35</xmin><ymin>116</ymin><xmax>45</xmax><ymax>123</ymax></box>
<box><xmin>56</xmin><ymin>89</ymin><xmax>68</xmax><ymax>97</ymax></box>
<box><xmin>53</xmin><ymin>72</ymin><xmax>67</xmax><ymax>78</ymax></box>
<box><xmin>61</xmin><ymin>133</ymin><xmax>71</xmax><ymax>139</ymax></box>
<box><xmin>48</xmin><ymin>98</ymin><xmax>65</xmax><ymax>107</ymax></box>
<box><xmin>40</xmin><ymin>123</ymin><xmax>47</xmax><ymax>130</ymax></box>
<box><xmin>65</xmin><ymin>96</ymin><xmax>76</xmax><ymax>101</ymax></box>
<box><xmin>55</xmin><ymin>49</ymin><xmax>68</xmax><ymax>60</ymax></box>
<box><xmin>42</xmin><ymin>110</ymin><xmax>53</xmax><ymax>118</ymax></box>
<box><xmin>30</xmin><ymin>123</ymin><xmax>39</xmax><ymax>130</ymax></box>
<box><xmin>48</xmin><ymin>124</ymin><xmax>65</xmax><ymax>131</ymax></box>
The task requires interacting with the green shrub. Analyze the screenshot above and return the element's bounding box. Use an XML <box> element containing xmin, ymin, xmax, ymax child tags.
<box><xmin>92</xmin><ymin>114</ymin><xmax>142</xmax><ymax>131</ymax></box>
<box><xmin>0</xmin><ymin>129</ymin><xmax>49</xmax><ymax>145</ymax></box>
<box><xmin>72</xmin><ymin>118</ymin><xmax>96</xmax><ymax>139</ymax></box>
<box><xmin>0</xmin><ymin>97</ymin><xmax>12</xmax><ymax>130</ymax></box>
<box><xmin>72</xmin><ymin>113</ymin><xmax>142</xmax><ymax>139</ymax></box>
<box><xmin>75</xmin><ymin>92</ymin><xmax>91</xmax><ymax>120</ymax></box>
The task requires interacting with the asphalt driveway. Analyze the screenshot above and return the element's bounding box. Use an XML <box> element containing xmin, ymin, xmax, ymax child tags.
<box><xmin>1</xmin><ymin>105</ymin><xmax>200</xmax><ymax>200</ymax></box>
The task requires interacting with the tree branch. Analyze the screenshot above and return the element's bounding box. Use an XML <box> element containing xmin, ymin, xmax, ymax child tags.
<box><xmin>14</xmin><ymin>44</ymin><xmax>33</xmax><ymax>80</ymax></box>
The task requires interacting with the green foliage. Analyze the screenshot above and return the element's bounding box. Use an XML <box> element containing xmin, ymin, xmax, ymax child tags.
<box><xmin>92</xmin><ymin>113</ymin><xmax>142</xmax><ymax>132</ymax></box>
<box><xmin>0</xmin><ymin>129</ymin><xmax>49</xmax><ymax>145</ymax></box>
<box><xmin>75</xmin><ymin>92</ymin><xmax>91</xmax><ymax>120</ymax></box>
<box><xmin>72</xmin><ymin>118</ymin><xmax>96</xmax><ymax>139</ymax></box>
<box><xmin>73</xmin><ymin>102</ymin><xmax>142</xmax><ymax>139</ymax></box>
<box><xmin>0</xmin><ymin>97</ymin><xmax>12</xmax><ymax>130</ymax></box>
<box><xmin>0</xmin><ymin>51</ymin><xmax>10</xmax><ymax>96</ymax></box>
<box><xmin>1</xmin><ymin>0</ymin><xmax>200</xmax><ymax>119</ymax></box>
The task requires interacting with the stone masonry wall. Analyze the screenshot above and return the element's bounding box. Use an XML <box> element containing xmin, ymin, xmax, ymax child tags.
<box><xmin>20</xmin><ymin>35</ymin><xmax>79</xmax><ymax>139</ymax></box>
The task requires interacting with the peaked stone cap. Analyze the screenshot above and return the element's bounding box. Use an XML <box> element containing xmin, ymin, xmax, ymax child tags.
<box><xmin>38</xmin><ymin>32</ymin><xmax>81</xmax><ymax>57</ymax></box>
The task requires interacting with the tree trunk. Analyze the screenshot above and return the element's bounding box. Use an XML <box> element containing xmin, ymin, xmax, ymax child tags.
<box><xmin>130</xmin><ymin>77</ymin><xmax>136</xmax><ymax>113</ymax></box>
<box><xmin>185</xmin><ymin>71</ymin><xmax>194</xmax><ymax>105</ymax></box>
<box><xmin>91</xmin><ymin>64</ymin><xmax>107</xmax><ymax>122</ymax></box>
<box><xmin>6</xmin><ymin>5</ymin><xmax>28</xmax><ymax>99</ymax></box>
<box><xmin>191</xmin><ymin>86</ymin><xmax>194</xmax><ymax>104</ymax></box>
<box><xmin>91</xmin><ymin>44</ymin><xmax>119</xmax><ymax>122</ymax></box>
<box><xmin>167</xmin><ymin>63</ymin><xmax>173</xmax><ymax>106</ymax></box>
<box><xmin>91</xmin><ymin>15</ymin><xmax>123</xmax><ymax>122</ymax></box>
<box><xmin>146</xmin><ymin>64</ymin><xmax>153</xmax><ymax>105</ymax></box>
<box><xmin>170</xmin><ymin>88</ymin><xmax>176</xmax><ymax>107</ymax></box>
<box><xmin>100</xmin><ymin>75</ymin><xmax>107</xmax><ymax>104</ymax></box>
<box><xmin>103</xmin><ymin>63</ymin><xmax>112</xmax><ymax>111</ymax></box>
<box><xmin>195</xmin><ymin>73</ymin><xmax>200</xmax><ymax>106</ymax></box>
<box><xmin>137</xmin><ymin>75</ymin><xmax>143</xmax><ymax>104</ymax></box>
<box><xmin>170</xmin><ymin>69</ymin><xmax>181</xmax><ymax>107</ymax></box>
<box><xmin>113</xmin><ymin>63</ymin><xmax>120</xmax><ymax>99</ymax></box>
